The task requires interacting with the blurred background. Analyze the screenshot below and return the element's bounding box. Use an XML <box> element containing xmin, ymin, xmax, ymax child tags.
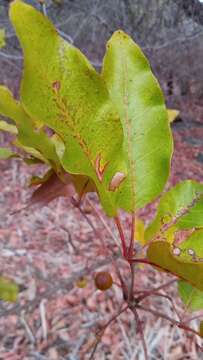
<box><xmin>0</xmin><ymin>0</ymin><xmax>203</xmax><ymax>122</ymax></box>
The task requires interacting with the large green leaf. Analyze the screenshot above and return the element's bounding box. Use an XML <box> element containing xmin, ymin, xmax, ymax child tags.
<box><xmin>145</xmin><ymin>180</ymin><xmax>203</xmax><ymax>241</ymax></box>
<box><xmin>0</xmin><ymin>85</ymin><xmax>61</xmax><ymax>171</ymax></box>
<box><xmin>102</xmin><ymin>30</ymin><xmax>173</xmax><ymax>211</ymax></box>
<box><xmin>178</xmin><ymin>281</ymin><xmax>203</xmax><ymax>311</ymax></box>
<box><xmin>10</xmin><ymin>0</ymin><xmax>126</xmax><ymax>216</ymax></box>
<box><xmin>0</xmin><ymin>277</ymin><xmax>18</xmax><ymax>302</ymax></box>
<box><xmin>147</xmin><ymin>234</ymin><xmax>203</xmax><ymax>291</ymax></box>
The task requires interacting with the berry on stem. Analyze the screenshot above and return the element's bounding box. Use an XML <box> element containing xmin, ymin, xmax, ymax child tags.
<box><xmin>94</xmin><ymin>271</ymin><xmax>113</xmax><ymax>291</ymax></box>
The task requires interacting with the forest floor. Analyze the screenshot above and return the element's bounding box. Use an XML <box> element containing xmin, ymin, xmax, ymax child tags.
<box><xmin>0</xmin><ymin>113</ymin><xmax>203</xmax><ymax>360</ymax></box>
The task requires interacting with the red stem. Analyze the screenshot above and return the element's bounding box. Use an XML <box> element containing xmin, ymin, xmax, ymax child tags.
<box><xmin>137</xmin><ymin>304</ymin><xmax>202</xmax><ymax>338</ymax></box>
<box><xmin>114</xmin><ymin>216</ymin><xmax>127</xmax><ymax>257</ymax></box>
<box><xmin>89</xmin><ymin>305</ymin><xmax>128</xmax><ymax>359</ymax></box>
<box><xmin>136</xmin><ymin>279</ymin><xmax>177</xmax><ymax>302</ymax></box>
<box><xmin>130</xmin><ymin>306</ymin><xmax>148</xmax><ymax>360</ymax></box>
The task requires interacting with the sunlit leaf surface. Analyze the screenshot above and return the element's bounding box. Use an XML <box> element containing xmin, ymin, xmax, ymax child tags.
<box><xmin>102</xmin><ymin>30</ymin><xmax>173</xmax><ymax>211</ymax></box>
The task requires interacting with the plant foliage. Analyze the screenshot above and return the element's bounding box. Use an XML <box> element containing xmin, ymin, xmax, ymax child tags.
<box><xmin>1</xmin><ymin>0</ymin><xmax>203</xmax><ymax>352</ymax></box>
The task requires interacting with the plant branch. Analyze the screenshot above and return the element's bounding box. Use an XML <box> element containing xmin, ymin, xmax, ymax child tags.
<box><xmin>73</xmin><ymin>196</ymin><xmax>127</xmax><ymax>296</ymax></box>
<box><xmin>89</xmin><ymin>305</ymin><xmax>128</xmax><ymax>360</ymax></box>
<box><xmin>129</xmin><ymin>306</ymin><xmax>148</xmax><ymax>360</ymax></box>
<box><xmin>114</xmin><ymin>215</ymin><xmax>127</xmax><ymax>257</ymax></box>
<box><xmin>128</xmin><ymin>263</ymin><xmax>135</xmax><ymax>302</ymax></box>
<box><xmin>137</xmin><ymin>304</ymin><xmax>201</xmax><ymax>338</ymax></box>
<box><xmin>71</xmin><ymin>196</ymin><xmax>97</xmax><ymax>234</ymax></box>
<box><xmin>136</xmin><ymin>278</ymin><xmax>177</xmax><ymax>302</ymax></box>
<box><xmin>85</xmin><ymin>196</ymin><xmax>119</xmax><ymax>247</ymax></box>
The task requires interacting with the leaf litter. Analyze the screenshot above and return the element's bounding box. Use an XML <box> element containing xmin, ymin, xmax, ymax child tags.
<box><xmin>0</xmin><ymin>117</ymin><xmax>203</xmax><ymax>358</ymax></box>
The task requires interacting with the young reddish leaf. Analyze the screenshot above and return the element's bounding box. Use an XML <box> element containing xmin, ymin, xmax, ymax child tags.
<box><xmin>102</xmin><ymin>30</ymin><xmax>173</xmax><ymax>211</ymax></box>
<box><xmin>145</xmin><ymin>180</ymin><xmax>203</xmax><ymax>241</ymax></box>
<box><xmin>27</xmin><ymin>171</ymin><xmax>95</xmax><ymax>209</ymax></box>
<box><xmin>28</xmin><ymin>172</ymin><xmax>75</xmax><ymax>208</ymax></box>
<box><xmin>10</xmin><ymin>1</ymin><xmax>126</xmax><ymax>216</ymax></box>
<box><xmin>0</xmin><ymin>277</ymin><xmax>19</xmax><ymax>302</ymax></box>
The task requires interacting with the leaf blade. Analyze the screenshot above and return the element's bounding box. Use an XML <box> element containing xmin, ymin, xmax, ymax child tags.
<box><xmin>0</xmin><ymin>120</ymin><xmax>18</xmax><ymax>135</ymax></box>
<box><xmin>145</xmin><ymin>180</ymin><xmax>203</xmax><ymax>241</ymax></box>
<box><xmin>102</xmin><ymin>30</ymin><xmax>173</xmax><ymax>211</ymax></box>
<box><xmin>178</xmin><ymin>281</ymin><xmax>203</xmax><ymax>311</ymax></box>
<box><xmin>10</xmin><ymin>1</ymin><xmax>126</xmax><ymax>216</ymax></box>
<box><xmin>147</xmin><ymin>239</ymin><xmax>203</xmax><ymax>292</ymax></box>
<box><xmin>0</xmin><ymin>85</ymin><xmax>62</xmax><ymax>171</ymax></box>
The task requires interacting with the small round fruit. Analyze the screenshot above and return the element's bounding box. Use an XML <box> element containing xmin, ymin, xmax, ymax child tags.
<box><xmin>94</xmin><ymin>271</ymin><xmax>113</xmax><ymax>291</ymax></box>
<box><xmin>76</xmin><ymin>277</ymin><xmax>87</xmax><ymax>289</ymax></box>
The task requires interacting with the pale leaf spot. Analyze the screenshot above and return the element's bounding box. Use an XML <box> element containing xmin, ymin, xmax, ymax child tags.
<box><xmin>188</xmin><ymin>248</ymin><xmax>195</xmax><ymax>256</ymax></box>
<box><xmin>52</xmin><ymin>80</ymin><xmax>61</xmax><ymax>92</ymax></box>
<box><xmin>109</xmin><ymin>172</ymin><xmax>126</xmax><ymax>192</ymax></box>
<box><xmin>173</xmin><ymin>247</ymin><xmax>181</xmax><ymax>256</ymax></box>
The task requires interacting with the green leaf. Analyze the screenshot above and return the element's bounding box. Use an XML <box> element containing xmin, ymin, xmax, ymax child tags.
<box><xmin>0</xmin><ymin>85</ymin><xmax>62</xmax><ymax>172</ymax></box>
<box><xmin>0</xmin><ymin>29</ymin><xmax>6</xmax><ymax>49</ymax></box>
<box><xmin>24</xmin><ymin>157</ymin><xmax>44</xmax><ymax>165</ymax></box>
<box><xmin>10</xmin><ymin>0</ymin><xmax>126</xmax><ymax>216</ymax></box>
<box><xmin>0</xmin><ymin>85</ymin><xmax>25</xmax><ymax>123</ymax></box>
<box><xmin>0</xmin><ymin>147</ymin><xmax>16</xmax><ymax>159</ymax></box>
<box><xmin>102</xmin><ymin>30</ymin><xmax>173</xmax><ymax>211</ymax></box>
<box><xmin>13</xmin><ymin>139</ymin><xmax>48</xmax><ymax>163</ymax></box>
<box><xmin>0</xmin><ymin>120</ymin><xmax>18</xmax><ymax>134</ymax></box>
<box><xmin>145</xmin><ymin>180</ymin><xmax>203</xmax><ymax>241</ymax></box>
<box><xmin>178</xmin><ymin>281</ymin><xmax>203</xmax><ymax>311</ymax></box>
<box><xmin>0</xmin><ymin>276</ymin><xmax>18</xmax><ymax>302</ymax></box>
<box><xmin>147</xmin><ymin>239</ymin><xmax>203</xmax><ymax>292</ymax></box>
<box><xmin>177</xmin><ymin>230</ymin><xmax>203</xmax><ymax>310</ymax></box>
<box><xmin>178</xmin><ymin>229</ymin><xmax>203</xmax><ymax>258</ymax></box>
